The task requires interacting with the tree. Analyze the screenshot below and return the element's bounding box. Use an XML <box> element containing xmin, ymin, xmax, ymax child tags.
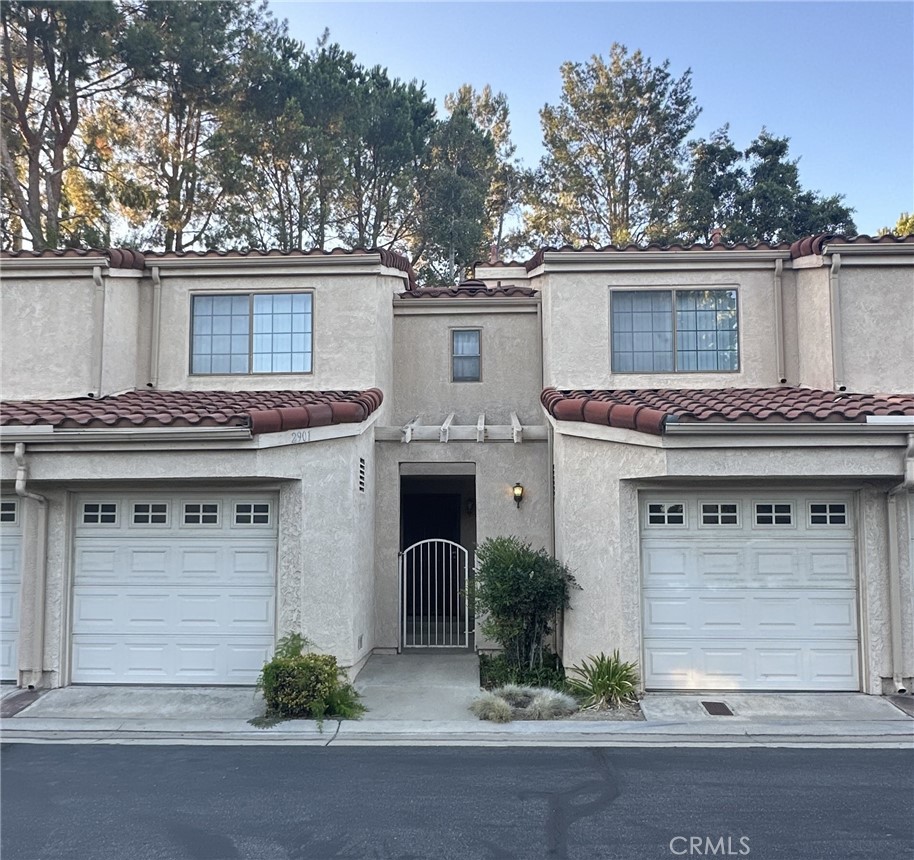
<box><xmin>732</xmin><ymin>130</ymin><xmax>855</xmax><ymax>243</ymax></box>
<box><xmin>335</xmin><ymin>66</ymin><xmax>435</xmax><ymax>250</ymax></box>
<box><xmin>108</xmin><ymin>0</ymin><xmax>276</xmax><ymax>251</ymax></box>
<box><xmin>678</xmin><ymin>125</ymin><xmax>744</xmax><ymax>244</ymax></box>
<box><xmin>878</xmin><ymin>212</ymin><xmax>914</xmax><ymax>237</ymax></box>
<box><xmin>413</xmin><ymin>107</ymin><xmax>494</xmax><ymax>284</ymax></box>
<box><xmin>445</xmin><ymin>84</ymin><xmax>524</xmax><ymax>259</ymax></box>
<box><xmin>527</xmin><ymin>43</ymin><xmax>699</xmax><ymax>247</ymax></box>
<box><xmin>1</xmin><ymin>1</ymin><xmax>132</xmax><ymax>249</ymax></box>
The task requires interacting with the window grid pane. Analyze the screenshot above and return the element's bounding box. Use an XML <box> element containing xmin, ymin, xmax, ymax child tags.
<box><xmin>192</xmin><ymin>293</ymin><xmax>312</xmax><ymax>375</ymax></box>
<box><xmin>612</xmin><ymin>289</ymin><xmax>738</xmax><ymax>373</ymax></box>
<box><xmin>452</xmin><ymin>330</ymin><xmax>481</xmax><ymax>381</ymax></box>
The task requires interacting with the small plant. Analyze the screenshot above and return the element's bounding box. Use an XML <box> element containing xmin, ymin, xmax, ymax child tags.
<box><xmin>479</xmin><ymin>651</ymin><xmax>567</xmax><ymax>691</ymax></box>
<box><xmin>253</xmin><ymin>633</ymin><xmax>366</xmax><ymax>727</ymax></box>
<box><xmin>470</xmin><ymin>684</ymin><xmax>579</xmax><ymax>722</ymax></box>
<box><xmin>469</xmin><ymin>691</ymin><xmax>513</xmax><ymax>723</ymax></box>
<box><xmin>566</xmin><ymin>650</ymin><xmax>640</xmax><ymax>709</ymax></box>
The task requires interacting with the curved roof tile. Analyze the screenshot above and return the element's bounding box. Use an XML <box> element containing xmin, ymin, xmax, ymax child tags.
<box><xmin>541</xmin><ymin>387</ymin><xmax>914</xmax><ymax>436</ymax></box>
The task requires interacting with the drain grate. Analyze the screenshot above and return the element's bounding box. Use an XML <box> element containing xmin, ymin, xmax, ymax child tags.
<box><xmin>701</xmin><ymin>700</ymin><xmax>733</xmax><ymax>716</ymax></box>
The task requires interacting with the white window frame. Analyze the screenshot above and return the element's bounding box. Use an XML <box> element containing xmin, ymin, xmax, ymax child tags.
<box><xmin>698</xmin><ymin>500</ymin><xmax>741</xmax><ymax>528</ymax></box>
<box><xmin>189</xmin><ymin>291</ymin><xmax>314</xmax><ymax>376</ymax></box>
<box><xmin>131</xmin><ymin>501</ymin><xmax>170</xmax><ymax>528</ymax></box>
<box><xmin>808</xmin><ymin>501</ymin><xmax>849</xmax><ymax>527</ymax></box>
<box><xmin>0</xmin><ymin>499</ymin><xmax>18</xmax><ymax>525</ymax></box>
<box><xmin>181</xmin><ymin>501</ymin><xmax>222</xmax><ymax>528</ymax></box>
<box><xmin>233</xmin><ymin>501</ymin><xmax>272</xmax><ymax>527</ymax></box>
<box><xmin>752</xmin><ymin>500</ymin><xmax>795</xmax><ymax>529</ymax></box>
<box><xmin>82</xmin><ymin>501</ymin><xmax>119</xmax><ymax>526</ymax></box>
<box><xmin>451</xmin><ymin>328</ymin><xmax>482</xmax><ymax>383</ymax></box>
<box><xmin>610</xmin><ymin>287</ymin><xmax>740</xmax><ymax>374</ymax></box>
<box><xmin>645</xmin><ymin>501</ymin><xmax>687</xmax><ymax>527</ymax></box>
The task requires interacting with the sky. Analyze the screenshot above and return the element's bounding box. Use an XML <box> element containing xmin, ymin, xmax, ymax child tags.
<box><xmin>271</xmin><ymin>0</ymin><xmax>914</xmax><ymax>236</ymax></box>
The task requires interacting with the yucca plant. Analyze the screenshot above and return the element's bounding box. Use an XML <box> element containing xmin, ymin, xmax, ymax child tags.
<box><xmin>566</xmin><ymin>650</ymin><xmax>639</xmax><ymax>709</ymax></box>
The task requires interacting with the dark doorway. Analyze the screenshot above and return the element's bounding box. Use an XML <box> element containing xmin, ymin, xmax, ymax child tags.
<box><xmin>399</xmin><ymin>474</ymin><xmax>475</xmax><ymax>648</ymax></box>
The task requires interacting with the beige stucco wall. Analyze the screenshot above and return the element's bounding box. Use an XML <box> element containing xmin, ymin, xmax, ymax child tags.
<box><xmin>154</xmin><ymin>269</ymin><xmax>405</xmax><ymax>396</ymax></box>
<box><xmin>101</xmin><ymin>273</ymin><xmax>144</xmax><ymax>395</ymax></box>
<box><xmin>1</xmin><ymin>271</ymin><xmax>98</xmax><ymax>399</ymax></box>
<box><xmin>537</xmin><ymin>265</ymin><xmax>784</xmax><ymax>390</ymax></box>
<box><xmin>552</xmin><ymin>426</ymin><xmax>913</xmax><ymax>694</ymax></box>
<box><xmin>837</xmin><ymin>263</ymin><xmax>914</xmax><ymax>393</ymax></box>
<box><xmin>793</xmin><ymin>266</ymin><xmax>835</xmax><ymax>390</ymax></box>
<box><xmin>0</xmin><ymin>429</ymin><xmax>375</xmax><ymax>687</ymax></box>
<box><xmin>392</xmin><ymin>305</ymin><xmax>542</xmax><ymax>425</ymax></box>
<box><xmin>373</xmin><ymin>439</ymin><xmax>552</xmax><ymax>651</ymax></box>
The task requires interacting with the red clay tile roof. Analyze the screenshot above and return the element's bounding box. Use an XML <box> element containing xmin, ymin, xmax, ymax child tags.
<box><xmin>477</xmin><ymin>234</ymin><xmax>914</xmax><ymax>271</ymax></box>
<box><xmin>1</xmin><ymin>389</ymin><xmax>383</xmax><ymax>435</ymax></box>
<box><xmin>541</xmin><ymin>387</ymin><xmax>914</xmax><ymax>436</ymax></box>
<box><xmin>399</xmin><ymin>279</ymin><xmax>537</xmax><ymax>299</ymax></box>
<box><xmin>1</xmin><ymin>246</ymin><xmax>415</xmax><ymax>281</ymax></box>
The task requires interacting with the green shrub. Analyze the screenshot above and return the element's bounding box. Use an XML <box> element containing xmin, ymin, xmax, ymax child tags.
<box><xmin>566</xmin><ymin>650</ymin><xmax>640</xmax><ymax>709</ymax></box>
<box><xmin>254</xmin><ymin>633</ymin><xmax>366</xmax><ymax>724</ymax></box>
<box><xmin>479</xmin><ymin>651</ymin><xmax>567</xmax><ymax>691</ymax></box>
<box><xmin>472</xmin><ymin>537</ymin><xmax>578</xmax><ymax>672</ymax></box>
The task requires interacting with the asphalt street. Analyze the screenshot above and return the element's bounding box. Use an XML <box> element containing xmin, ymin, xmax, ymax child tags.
<box><xmin>1</xmin><ymin>744</ymin><xmax>911</xmax><ymax>860</ymax></box>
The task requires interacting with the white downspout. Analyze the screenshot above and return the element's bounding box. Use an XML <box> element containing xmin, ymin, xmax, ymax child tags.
<box><xmin>887</xmin><ymin>432</ymin><xmax>914</xmax><ymax>694</ymax></box>
<box><xmin>14</xmin><ymin>443</ymin><xmax>48</xmax><ymax>689</ymax></box>
<box><xmin>827</xmin><ymin>252</ymin><xmax>845</xmax><ymax>391</ymax></box>
<box><xmin>91</xmin><ymin>265</ymin><xmax>106</xmax><ymax>397</ymax></box>
<box><xmin>773</xmin><ymin>258</ymin><xmax>786</xmax><ymax>384</ymax></box>
<box><xmin>149</xmin><ymin>265</ymin><xmax>162</xmax><ymax>388</ymax></box>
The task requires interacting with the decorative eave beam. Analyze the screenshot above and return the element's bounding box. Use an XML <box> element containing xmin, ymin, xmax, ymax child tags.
<box><xmin>402</xmin><ymin>416</ymin><xmax>421</xmax><ymax>444</ymax></box>
<box><xmin>510</xmin><ymin>412</ymin><xmax>523</xmax><ymax>444</ymax></box>
<box><xmin>476</xmin><ymin>414</ymin><xmax>486</xmax><ymax>443</ymax></box>
<box><xmin>439</xmin><ymin>412</ymin><xmax>455</xmax><ymax>443</ymax></box>
<box><xmin>377</xmin><ymin>424</ymin><xmax>548</xmax><ymax>443</ymax></box>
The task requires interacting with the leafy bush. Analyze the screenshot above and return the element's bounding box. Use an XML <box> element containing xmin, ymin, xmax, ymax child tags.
<box><xmin>472</xmin><ymin>536</ymin><xmax>578</xmax><ymax>671</ymax></box>
<box><xmin>470</xmin><ymin>685</ymin><xmax>578</xmax><ymax>722</ymax></box>
<box><xmin>254</xmin><ymin>633</ymin><xmax>366</xmax><ymax>724</ymax></box>
<box><xmin>566</xmin><ymin>650</ymin><xmax>640</xmax><ymax>709</ymax></box>
<box><xmin>479</xmin><ymin>651</ymin><xmax>567</xmax><ymax>691</ymax></box>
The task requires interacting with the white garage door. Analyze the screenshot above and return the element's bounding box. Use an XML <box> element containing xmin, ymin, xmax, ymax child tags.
<box><xmin>72</xmin><ymin>493</ymin><xmax>276</xmax><ymax>684</ymax></box>
<box><xmin>641</xmin><ymin>491</ymin><xmax>859</xmax><ymax>691</ymax></box>
<box><xmin>1</xmin><ymin>497</ymin><xmax>23</xmax><ymax>682</ymax></box>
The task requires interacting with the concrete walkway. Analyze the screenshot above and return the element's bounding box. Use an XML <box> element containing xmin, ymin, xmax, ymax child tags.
<box><xmin>1</xmin><ymin>678</ymin><xmax>912</xmax><ymax>748</ymax></box>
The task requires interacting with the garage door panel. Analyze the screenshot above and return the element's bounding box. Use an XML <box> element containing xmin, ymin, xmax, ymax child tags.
<box><xmin>72</xmin><ymin>493</ymin><xmax>276</xmax><ymax>685</ymax></box>
<box><xmin>1</xmin><ymin>504</ymin><xmax>22</xmax><ymax>682</ymax></box>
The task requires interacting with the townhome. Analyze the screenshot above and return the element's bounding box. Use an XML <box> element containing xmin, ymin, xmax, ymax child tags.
<box><xmin>1</xmin><ymin>235</ymin><xmax>912</xmax><ymax>696</ymax></box>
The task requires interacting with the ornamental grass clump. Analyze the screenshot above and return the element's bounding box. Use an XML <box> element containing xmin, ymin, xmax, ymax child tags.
<box><xmin>566</xmin><ymin>650</ymin><xmax>640</xmax><ymax>709</ymax></box>
<box><xmin>470</xmin><ymin>685</ymin><xmax>578</xmax><ymax>722</ymax></box>
<box><xmin>254</xmin><ymin>633</ymin><xmax>365</xmax><ymax>726</ymax></box>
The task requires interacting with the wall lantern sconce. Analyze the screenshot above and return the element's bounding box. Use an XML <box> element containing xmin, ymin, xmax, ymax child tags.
<box><xmin>512</xmin><ymin>482</ymin><xmax>524</xmax><ymax>508</ymax></box>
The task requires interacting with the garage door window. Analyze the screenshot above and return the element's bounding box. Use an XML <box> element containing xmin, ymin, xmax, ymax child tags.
<box><xmin>700</xmin><ymin>502</ymin><xmax>739</xmax><ymax>526</ymax></box>
<box><xmin>83</xmin><ymin>503</ymin><xmax>117</xmax><ymax>524</ymax></box>
<box><xmin>647</xmin><ymin>502</ymin><xmax>685</xmax><ymax>525</ymax></box>
<box><xmin>234</xmin><ymin>502</ymin><xmax>270</xmax><ymax>525</ymax></box>
<box><xmin>183</xmin><ymin>502</ymin><xmax>220</xmax><ymax>526</ymax></box>
<box><xmin>132</xmin><ymin>503</ymin><xmax>168</xmax><ymax>525</ymax></box>
<box><xmin>0</xmin><ymin>500</ymin><xmax>17</xmax><ymax>523</ymax></box>
<box><xmin>809</xmin><ymin>503</ymin><xmax>847</xmax><ymax>526</ymax></box>
<box><xmin>754</xmin><ymin>502</ymin><xmax>793</xmax><ymax>527</ymax></box>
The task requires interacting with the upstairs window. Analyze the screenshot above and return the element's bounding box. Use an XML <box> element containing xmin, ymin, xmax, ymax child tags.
<box><xmin>611</xmin><ymin>289</ymin><xmax>738</xmax><ymax>373</ymax></box>
<box><xmin>452</xmin><ymin>329</ymin><xmax>481</xmax><ymax>382</ymax></box>
<box><xmin>191</xmin><ymin>293</ymin><xmax>313</xmax><ymax>375</ymax></box>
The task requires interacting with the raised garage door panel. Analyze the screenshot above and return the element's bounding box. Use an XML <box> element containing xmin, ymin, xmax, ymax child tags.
<box><xmin>72</xmin><ymin>494</ymin><xmax>276</xmax><ymax>684</ymax></box>
<box><xmin>1</xmin><ymin>497</ymin><xmax>23</xmax><ymax>681</ymax></box>
<box><xmin>641</xmin><ymin>493</ymin><xmax>859</xmax><ymax>691</ymax></box>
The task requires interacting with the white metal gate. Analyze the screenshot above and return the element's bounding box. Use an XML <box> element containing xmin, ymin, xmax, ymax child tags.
<box><xmin>399</xmin><ymin>539</ymin><xmax>470</xmax><ymax>648</ymax></box>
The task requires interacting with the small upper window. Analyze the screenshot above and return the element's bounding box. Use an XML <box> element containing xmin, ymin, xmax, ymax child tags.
<box><xmin>183</xmin><ymin>502</ymin><xmax>220</xmax><ymax>525</ymax></box>
<box><xmin>701</xmin><ymin>503</ymin><xmax>739</xmax><ymax>526</ymax></box>
<box><xmin>809</xmin><ymin>503</ymin><xmax>847</xmax><ymax>526</ymax></box>
<box><xmin>83</xmin><ymin>502</ymin><xmax>117</xmax><ymax>525</ymax></box>
<box><xmin>452</xmin><ymin>329</ymin><xmax>481</xmax><ymax>382</ymax></box>
<box><xmin>755</xmin><ymin>503</ymin><xmax>793</xmax><ymax>527</ymax></box>
<box><xmin>611</xmin><ymin>289</ymin><xmax>738</xmax><ymax>373</ymax></box>
<box><xmin>647</xmin><ymin>502</ymin><xmax>685</xmax><ymax>526</ymax></box>
<box><xmin>132</xmin><ymin>503</ymin><xmax>168</xmax><ymax>525</ymax></box>
<box><xmin>0</xmin><ymin>500</ymin><xmax>17</xmax><ymax>524</ymax></box>
<box><xmin>234</xmin><ymin>502</ymin><xmax>271</xmax><ymax>525</ymax></box>
<box><xmin>191</xmin><ymin>293</ymin><xmax>312</xmax><ymax>375</ymax></box>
